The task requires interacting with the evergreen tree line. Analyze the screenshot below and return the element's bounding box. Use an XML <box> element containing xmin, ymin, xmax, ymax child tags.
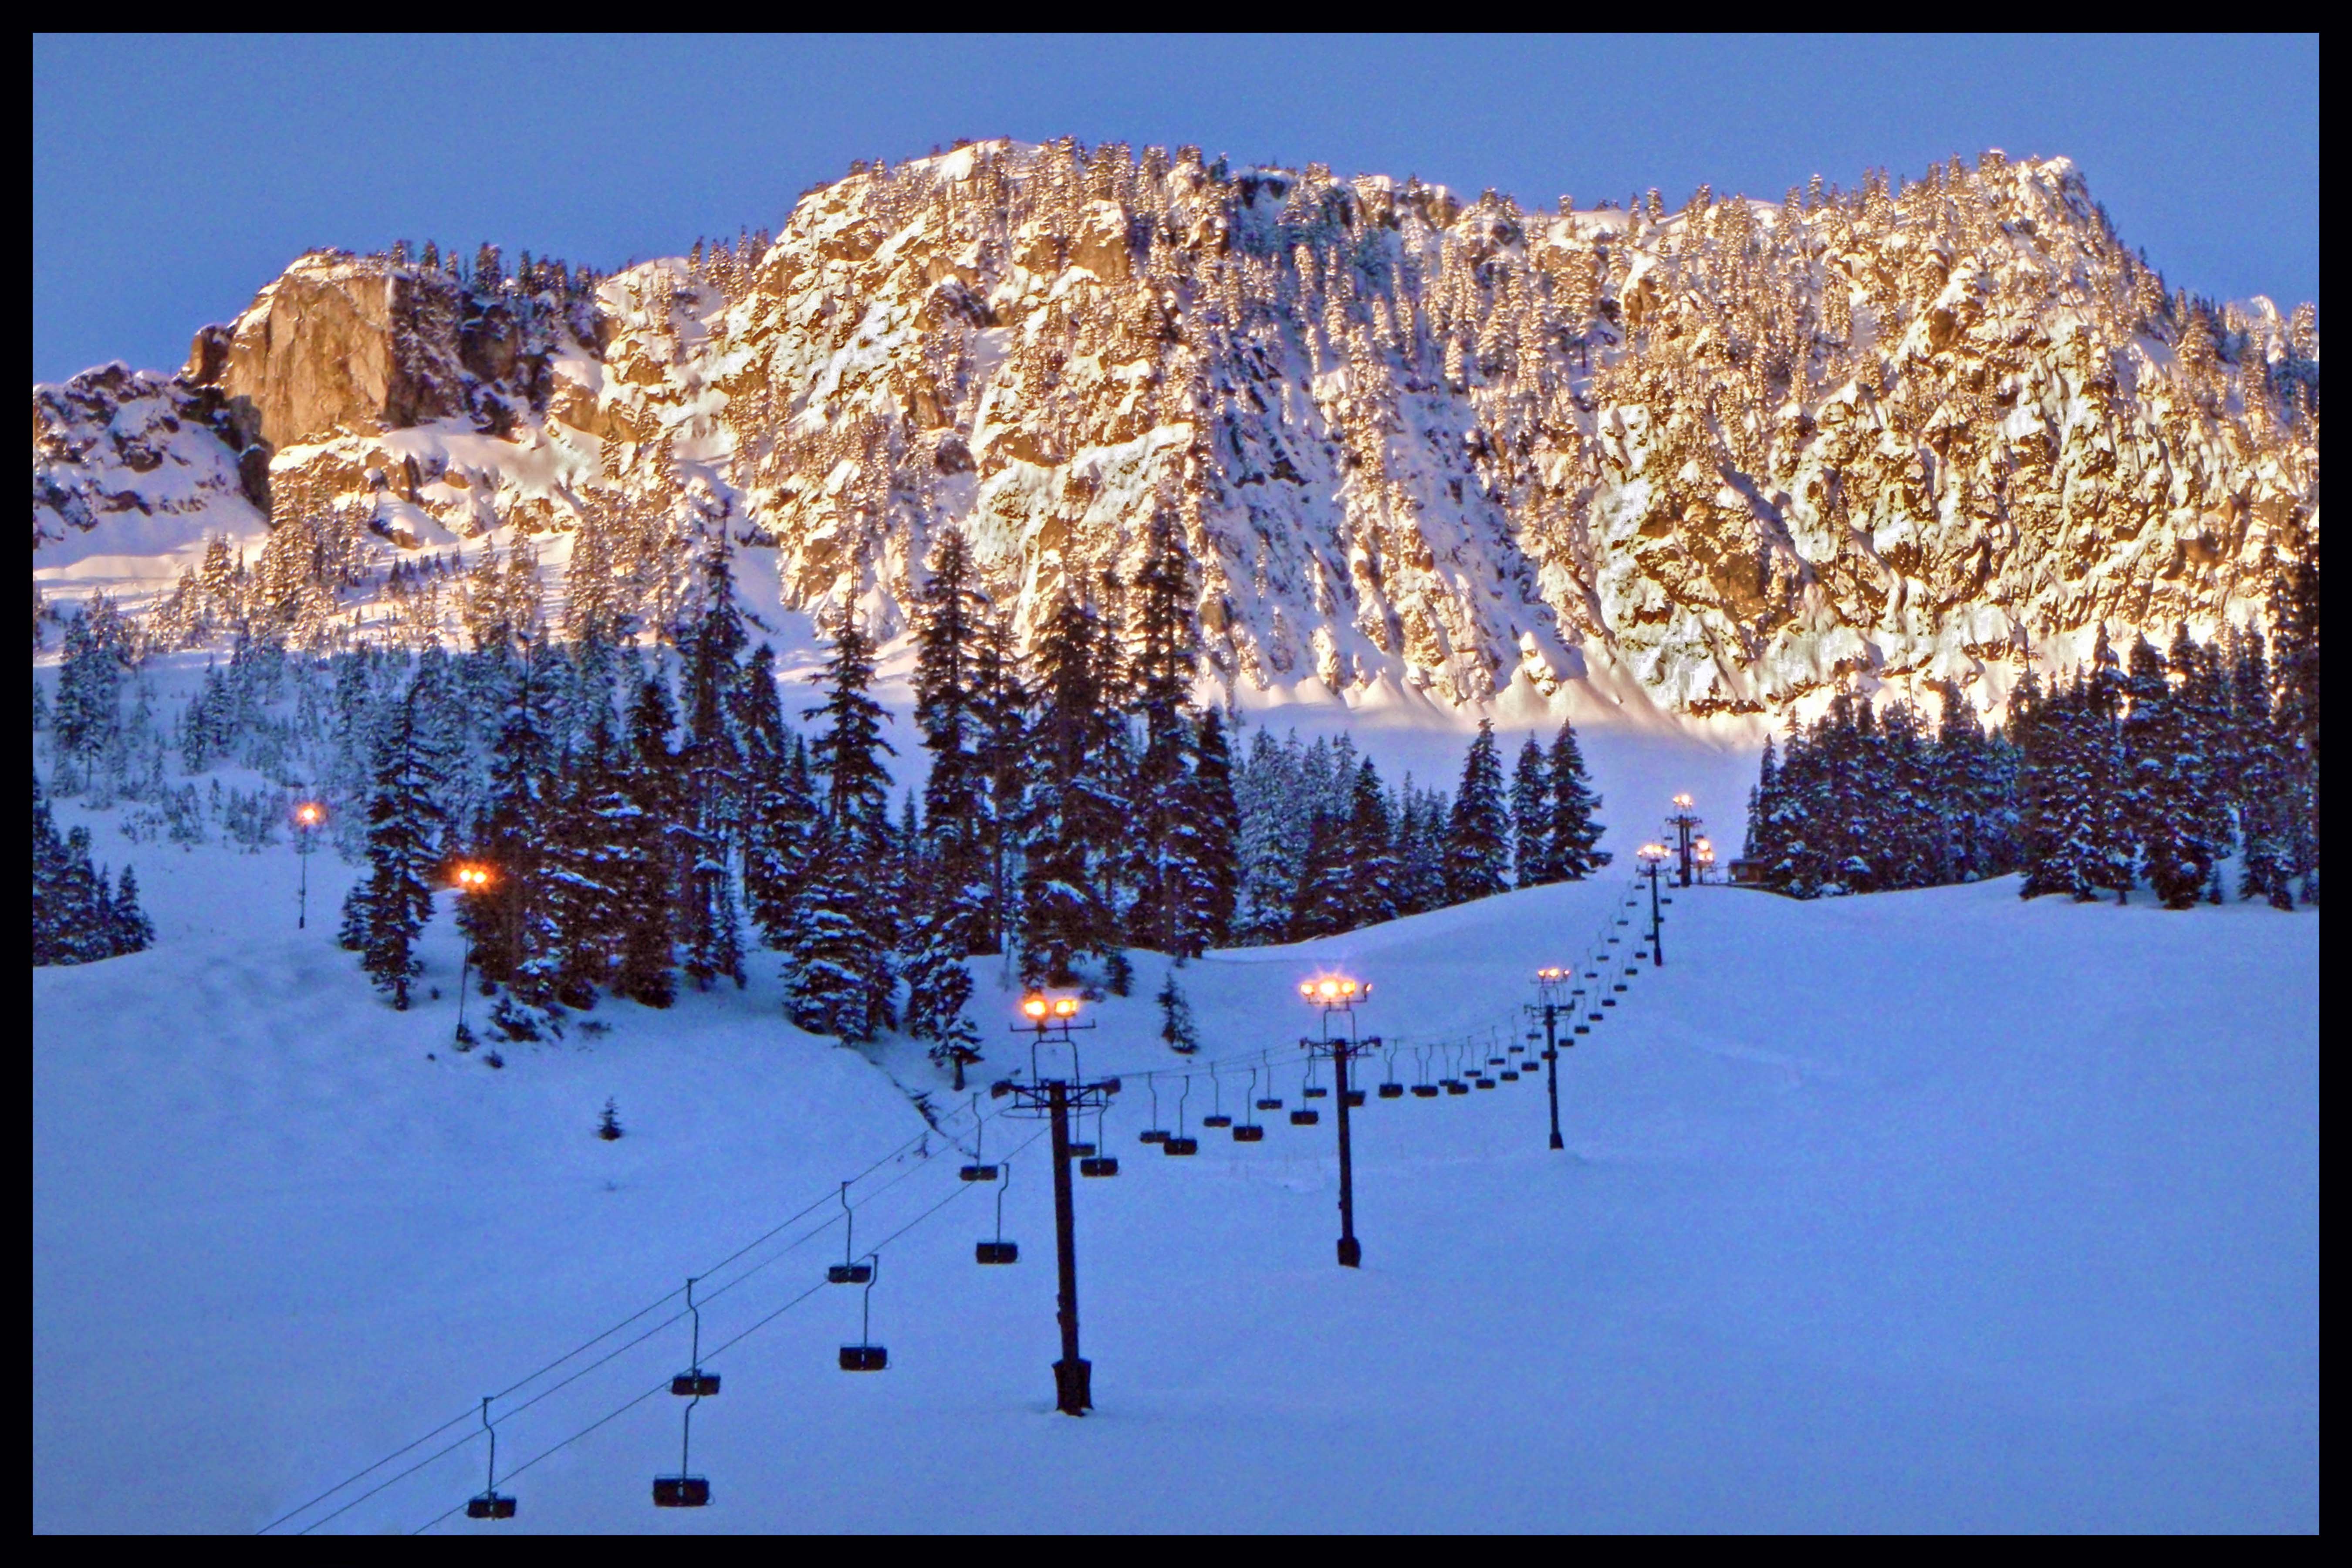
<box><xmin>1233</xmin><ymin>716</ymin><xmax>1609</xmax><ymax>943</ymax></box>
<box><xmin>329</xmin><ymin>517</ymin><xmax>1616</xmax><ymax>1067</ymax></box>
<box><xmin>33</xmin><ymin>774</ymin><xmax>152</xmax><ymax>966</ymax></box>
<box><xmin>1743</xmin><ymin>548</ymin><xmax>2319</xmax><ymax>911</ymax></box>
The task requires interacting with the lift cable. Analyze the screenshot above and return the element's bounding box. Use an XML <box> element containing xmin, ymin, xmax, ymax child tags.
<box><xmin>262</xmin><ymin>1093</ymin><xmax>1012</xmax><ymax>1534</ymax></box>
<box><xmin>406</xmin><ymin>1123</ymin><xmax>1051</xmax><ymax>1536</ymax></box>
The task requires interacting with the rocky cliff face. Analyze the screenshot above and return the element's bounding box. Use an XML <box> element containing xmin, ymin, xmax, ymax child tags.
<box><xmin>32</xmin><ymin>139</ymin><xmax>2320</xmax><ymax>719</ymax></box>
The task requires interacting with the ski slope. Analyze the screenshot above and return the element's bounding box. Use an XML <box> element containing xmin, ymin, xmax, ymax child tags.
<box><xmin>31</xmin><ymin>830</ymin><xmax>2318</xmax><ymax>1533</ymax></box>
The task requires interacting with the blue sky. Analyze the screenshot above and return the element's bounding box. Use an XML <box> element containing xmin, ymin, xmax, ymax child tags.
<box><xmin>33</xmin><ymin>34</ymin><xmax>2317</xmax><ymax>384</ymax></box>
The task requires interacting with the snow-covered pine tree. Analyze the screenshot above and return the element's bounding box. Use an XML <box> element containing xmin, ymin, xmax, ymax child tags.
<box><xmin>969</xmin><ymin>609</ymin><xmax>1031</xmax><ymax>958</ymax></box>
<box><xmin>676</xmin><ymin>540</ymin><xmax>748</xmax><ymax>991</ymax></box>
<box><xmin>349</xmin><ymin>681</ymin><xmax>447</xmax><ymax>1008</ymax></box>
<box><xmin>738</xmin><ymin>645</ymin><xmax>811</xmax><ymax>949</ymax></box>
<box><xmin>2229</xmin><ymin>629</ymin><xmax>2296</xmax><ymax>910</ymax></box>
<box><xmin>782</xmin><ymin>840</ymin><xmax>894</xmax><ymax>1041</ymax></box>
<box><xmin>1124</xmin><ymin>510</ymin><xmax>1204</xmax><ymax>956</ymax></box>
<box><xmin>107</xmin><ymin>865</ymin><xmax>154</xmax><ymax>956</ymax></box>
<box><xmin>615</xmin><ymin>677</ymin><xmax>679</xmax><ymax>1007</ymax></box>
<box><xmin>911</xmin><ymin>526</ymin><xmax>994</xmax><ymax>955</ymax></box>
<box><xmin>1509</xmin><ymin>736</ymin><xmax>1548</xmax><ymax>887</ymax></box>
<box><xmin>1233</xmin><ymin>726</ymin><xmax>1304</xmax><ymax>942</ymax></box>
<box><xmin>1154</xmin><ymin>968</ymin><xmax>1201</xmax><ymax>1054</ymax></box>
<box><xmin>2268</xmin><ymin>527</ymin><xmax>2321</xmax><ymax>904</ymax></box>
<box><xmin>901</xmin><ymin>890</ymin><xmax>983</xmax><ymax>1081</ymax></box>
<box><xmin>1442</xmin><ymin>719</ymin><xmax>1511</xmax><ymax>905</ymax></box>
<box><xmin>1182</xmin><ymin>708</ymin><xmax>1242</xmax><ymax>950</ymax></box>
<box><xmin>789</xmin><ymin>612</ymin><xmax>897</xmax><ymax>1031</ymax></box>
<box><xmin>1340</xmin><ymin>756</ymin><xmax>1400</xmax><ymax>929</ymax></box>
<box><xmin>1542</xmin><ymin>718</ymin><xmax>1609</xmax><ymax>880</ymax></box>
<box><xmin>1285</xmin><ymin>808</ymin><xmax>1352</xmax><ymax>941</ymax></box>
<box><xmin>1017</xmin><ymin>596</ymin><xmax>1127</xmax><ymax>983</ymax></box>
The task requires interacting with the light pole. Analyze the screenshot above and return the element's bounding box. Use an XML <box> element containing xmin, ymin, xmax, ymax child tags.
<box><xmin>1298</xmin><ymin>975</ymin><xmax>1374</xmax><ymax>1268</ymax></box>
<box><xmin>992</xmin><ymin>993</ymin><xmax>1116</xmax><ymax>1415</ymax></box>
<box><xmin>292</xmin><ymin>799</ymin><xmax>325</xmax><ymax>929</ymax></box>
<box><xmin>1666</xmin><ymin>794</ymin><xmax>1704</xmax><ymax>888</ymax></box>
<box><xmin>1637</xmin><ymin>843</ymin><xmax>1668</xmax><ymax>965</ymax></box>
<box><xmin>1527</xmin><ymin>966</ymin><xmax>1570</xmax><ymax>1150</ymax></box>
<box><xmin>453</xmin><ymin>861</ymin><xmax>494</xmax><ymax>1048</ymax></box>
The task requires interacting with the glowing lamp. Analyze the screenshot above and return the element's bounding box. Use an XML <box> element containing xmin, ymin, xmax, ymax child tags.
<box><xmin>1053</xmin><ymin>997</ymin><xmax>1079</xmax><ymax>1019</ymax></box>
<box><xmin>1298</xmin><ymin>982</ymin><xmax>1316</xmax><ymax>997</ymax></box>
<box><xmin>1021</xmin><ymin>995</ymin><xmax>1050</xmax><ymax>1021</ymax></box>
<box><xmin>296</xmin><ymin>802</ymin><xmax>324</xmax><ymax>827</ymax></box>
<box><xmin>1673</xmin><ymin>793</ymin><xmax>1693</xmax><ymax>808</ymax></box>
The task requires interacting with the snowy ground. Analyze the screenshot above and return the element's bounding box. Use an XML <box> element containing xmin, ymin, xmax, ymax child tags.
<box><xmin>32</xmin><ymin>814</ymin><xmax>2318</xmax><ymax>1532</ymax></box>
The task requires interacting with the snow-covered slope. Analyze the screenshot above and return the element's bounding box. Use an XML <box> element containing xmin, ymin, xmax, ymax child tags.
<box><xmin>33</xmin><ymin>142</ymin><xmax>2320</xmax><ymax>729</ymax></box>
<box><xmin>32</xmin><ymin>820</ymin><xmax>2317</xmax><ymax>1531</ymax></box>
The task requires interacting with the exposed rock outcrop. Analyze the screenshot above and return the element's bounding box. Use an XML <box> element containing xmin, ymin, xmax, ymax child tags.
<box><xmin>32</xmin><ymin>141</ymin><xmax>2320</xmax><ymax>720</ymax></box>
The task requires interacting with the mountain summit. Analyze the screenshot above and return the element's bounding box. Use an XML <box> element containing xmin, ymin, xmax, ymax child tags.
<box><xmin>33</xmin><ymin>139</ymin><xmax>2319</xmax><ymax>718</ymax></box>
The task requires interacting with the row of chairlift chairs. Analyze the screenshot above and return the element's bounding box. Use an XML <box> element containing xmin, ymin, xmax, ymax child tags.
<box><xmin>471</xmin><ymin>882</ymin><xmax>1669</xmax><ymax>1519</ymax></box>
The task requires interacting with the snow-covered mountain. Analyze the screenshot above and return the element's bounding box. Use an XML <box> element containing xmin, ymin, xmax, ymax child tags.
<box><xmin>33</xmin><ymin>140</ymin><xmax>2320</xmax><ymax>722</ymax></box>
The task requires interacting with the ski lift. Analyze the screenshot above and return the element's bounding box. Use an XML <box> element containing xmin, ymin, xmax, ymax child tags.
<box><xmin>1573</xmin><ymin>1024</ymin><xmax>1590</xmax><ymax>1035</ymax></box>
<box><xmin>1232</xmin><ymin>1068</ymin><xmax>1267</xmax><ymax>1141</ymax></box>
<box><xmin>837</xmin><ymin>1252</ymin><xmax>887</xmax><ymax>1372</ymax></box>
<box><xmin>669</xmin><ymin>1277</ymin><xmax>720</xmax><ymax>1397</ymax></box>
<box><xmin>1137</xmin><ymin>1076</ymin><xmax>1170</xmax><ymax>1144</ymax></box>
<box><xmin>959</xmin><ymin>1095</ymin><xmax>999</xmax><ymax>1183</ymax></box>
<box><xmin>1289</xmin><ymin>1064</ymin><xmax>1321</xmax><ymax>1126</ymax></box>
<box><xmin>1602</xmin><ymin>997</ymin><xmax>1618</xmax><ymax>1007</ymax></box>
<box><xmin>976</xmin><ymin>1162</ymin><xmax>1018</xmax><ymax>1264</ymax></box>
<box><xmin>1203</xmin><ymin>1065</ymin><xmax>1233</xmax><ymax>1129</ymax></box>
<box><xmin>1499</xmin><ymin>1065</ymin><xmax>1521</xmax><ymax>1081</ymax></box>
<box><xmin>1301</xmin><ymin>1054</ymin><xmax>1328</xmax><ymax>1100</ymax></box>
<box><xmin>653</xmin><ymin>1363</ymin><xmax>713</xmax><ymax>1507</ymax></box>
<box><xmin>1412</xmin><ymin>1044</ymin><xmax>1441</xmax><ymax>1098</ymax></box>
<box><xmin>1164</xmin><ymin>1079</ymin><xmax>1200</xmax><ymax>1156</ymax></box>
<box><xmin>827</xmin><ymin>1183</ymin><xmax>872</xmax><ymax>1284</ymax></box>
<box><xmin>1254</xmin><ymin>1053</ymin><xmax>1285</xmax><ymax>1113</ymax></box>
<box><xmin>1625</xmin><ymin>966</ymin><xmax>1639</xmax><ymax>976</ymax></box>
<box><xmin>1081</xmin><ymin>1100</ymin><xmax>1120</xmax><ymax>1177</ymax></box>
<box><xmin>1378</xmin><ymin>1043</ymin><xmax>1404</xmax><ymax>1099</ymax></box>
<box><xmin>465</xmin><ymin>1397</ymin><xmax>516</xmax><ymax>1520</ymax></box>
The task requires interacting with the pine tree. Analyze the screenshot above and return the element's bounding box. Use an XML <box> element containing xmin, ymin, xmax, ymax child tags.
<box><xmin>1442</xmin><ymin>720</ymin><xmax>1511</xmax><ymax>904</ymax></box>
<box><xmin>1509</xmin><ymin>736</ymin><xmax>1549</xmax><ymax>887</ymax></box>
<box><xmin>1155</xmin><ymin>968</ymin><xmax>1202</xmax><ymax>1053</ymax></box>
<box><xmin>676</xmin><ymin>540</ymin><xmax>748</xmax><ymax>990</ymax></box>
<box><xmin>1541</xmin><ymin>718</ymin><xmax>1609</xmax><ymax>880</ymax></box>
<box><xmin>107</xmin><ymin>865</ymin><xmax>154</xmax><ymax>954</ymax></box>
<box><xmin>739</xmin><ymin>645</ymin><xmax>814</xmax><ymax>949</ymax></box>
<box><xmin>349</xmin><ymin>682</ymin><xmax>447</xmax><ymax>1007</ymax></box>
<box><xmin>900</xmin><ymin>900</ymin><xmax>983</xmax><ymax>1082</ymax></box>
<box><xmin>1124</xmin><ymin>510</ymin><xmax>1203</xmax><ymax>955</ymax></box>
<box><xmin>1183</xmin><ymin>709</ymin><xmax>1242</xmax><ymax>950</ymax></box>
<box><xmin>910</xmin><ymin>527</ymin><xmax>992</xmax><ymax>953</ymax></box>
<box><xmin>1017</xmin><ymin>597</ymin><xmax>1127</xmax><ymax>983</ymax></box>
<box><xmin>782</xmin><ymin>841</ymin><xmax>893</xmax><ymax>1041</ymax></box>
<box><xmin>2230</xmin><ymin>629</ymin><xmax>2296</xmax><ymax>909</ymax></box>
<box><xmin>614</xmin><ymin>677</ymin><xmax>679</xmax><ymax>1007</ymax></box>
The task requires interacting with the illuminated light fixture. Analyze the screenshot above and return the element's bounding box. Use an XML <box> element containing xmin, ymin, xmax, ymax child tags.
<box><xmin>1673</xmin><ymin>793</ymin><xmax>1694</xmax><ymax>808</ymax></box>
<box><xmin>1053</xmin><ymin>997</ymin><xmax>1079</xmax><ymax>1019</ymax></box>
<box><xmin>1021</xmin><ymin>994</ymin><xmax>1050</xmax><ymax>1021</ymax></box>
<box><xmin>295</xmin><ymin>802</ymin><xmax>324</xmax><ymax>827</ymax></box>
<box><xmin>453</xmin><ymin>861</ymin><xmax>494</xmax><ymax>891</ymax></box>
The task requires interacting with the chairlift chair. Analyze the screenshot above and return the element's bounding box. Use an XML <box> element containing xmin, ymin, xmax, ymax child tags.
<box><xmin>838</xmin><ymin>1253</ymin><xmax>888</xmax><ymax>1372</ymax></box>
<box><xmin>1255</xmin><ymin>1054</ymin><xmax>1285</xmax><ymax>1113</ymax></box>
<box><xmin>466</xmin><ymin>1398</ymin><xmax>517</xmax><ymax>1520</ymax></box>
<box><xmin>976</xmin><ymin>1163</ymin><xmax>1019</xmax><ymax>1264</ymax></box>
<box><xmin>1164</xmin><ymin>1081</ymin><xmax>1200</xmax><ymax>1155</ymax></box>
<box><xmin>958</xmin><ymin>1095</ymin><xmax>999</xmax><ymax>1182</ymax></box>
<box><xmin>827</xmin><ymin>1183</ymin><xmax>873</xmax><ymax>1284</ymax></box>
<box><xmin>1137</xmin><ymin>1077</ymin><xmax>1171</xmax><ymax>1144</ymax></box>
<box><xmin>1081</xmin><ymin>1102</ymin><xmax>1120</xmax><ymax>1176</ymax></box>
<box><xmin>1231</xmin><ymin>1070</ymin><xmax>1267</xmax><ymax>1140</ymax></box>
<box><xmin>670</xmin><ymin>1278</ymin><xmax>721</xmax><ymax>1397</ymax></box>
<box><xmin>654</xmin><ymin>1377</ymin><xmax>712</xmax><ymax>1508</ymax></box>
<box><xmin>1203</xmin><ymin>1065</ymin><xmax>1233</xmax><ymax>1129</ymax></box>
